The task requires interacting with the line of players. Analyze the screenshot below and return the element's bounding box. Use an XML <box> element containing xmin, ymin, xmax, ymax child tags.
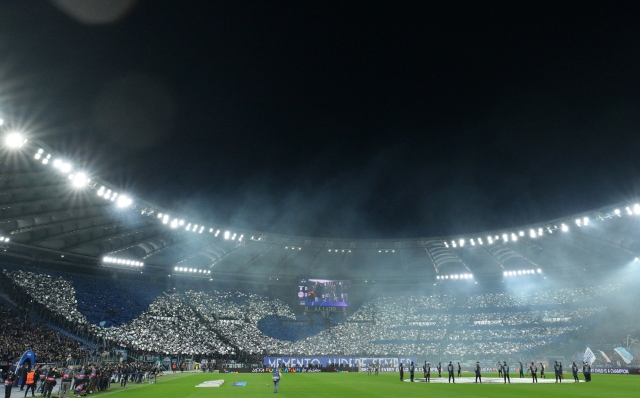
<box><xmin>397</xmin><ymin>359</ymin><xmax>592</xmax><ymax>383</ymax></box>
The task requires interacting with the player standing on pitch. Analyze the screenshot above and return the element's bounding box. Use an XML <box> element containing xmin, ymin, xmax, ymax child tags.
<box><xmin>529</xmin><ymin>362</ymin><xmax>537</xmax><ymax>383</ymax></box>
<box><xmin>272</xmin><ymin>366</ymin><xmax>281</xmax><ymax>393</ymax></box>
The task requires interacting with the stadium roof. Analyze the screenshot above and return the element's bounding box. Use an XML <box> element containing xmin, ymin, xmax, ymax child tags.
<box><xmin>1</xmin><ymin>134</ymin><xmax>639</xmax><ymax>284</ymax></box>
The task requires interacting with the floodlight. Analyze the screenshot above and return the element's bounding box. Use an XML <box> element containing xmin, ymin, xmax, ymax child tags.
<box><xmin>470</xmin><ymin>239</ymin><xmax>475</xmax><ymax>246</ymax></box>
<box><xmin>488</xmin><ymin>236</ymin><xmax>493</xmax><ymax>244</ymax></box>
<box><xmin>529</xmin><ymin>229</ymin><xmax>536</xmax><ymax>238</ymax></box>
<box><xmin>71</xmin><ymin>172</ymin><xmax>88</xmax><ymax>188</ymax></box>
<box><xmin>170</xmin><ymin>219</ymin><xmax>178</xmax><ymax>228</ymax></box>
<box><xmin>511</xmin><ymin>233</ymin><xmax>517</xmax><ymax>242</ymax></box>
<box><xmin>538</xmin><ymin>228</ymin><xmax>543</xmax><ymax>236</ymax></box>
<box><xmin>583</xmin><ymin>217</ymin><xmax>589</xmax><ymax>225</ymax></box>
<box><xmin>459</xmin><ymin>239</ymin><xmax>464</xmax><ymax>247</ymax></box>
<box><xmin>561</xmin><ymin>223</ymin><xmax>568</xmax><ymax>232</ymax></box>
<box><xmin>452</xmin><ymin>241</ymin><xmax>457</xmax><ymax>248</ymax></box>
<box><xmin>634</xmin><ymin>204</ymin><xmax>640</xmax><ymax>215</ymax></box>
<box><xmin>437</xmin><ymin>276</ymin><xmax>440</xmax><ymax>279</ymax></box>
<box><xmin>5</xmin><ymin>132</ymin><xmax>26</xmax><ymax>148</ymax></box>
<box><xmin>53</xmin><ymin>159</ymin><xmax>62</xmax><ymax>168</ymax></box>
<box><xmin>116</xmin><ymin>195</ymin><xmax>132</xmax><ymax>208</ymax></box>
<box><xmin>537</xmin><ymin>269</ymin><xmax>542</xmax><ymax>273</ymax></box>
<box><xmin>224</xmin><ymin>231</ymin><xmax>230</xmax><ymax>240</ymax></box>
<box><xmin>575</xmin><ymin>219</ymin><xmax>581</xmax><ymax>226</ymax></box>
<box><xmin>517</xmin><ymin>270</ymin><xmax>522</xmax><ymax>275</ymax></box>
<box><xmin>519</xmin><ymin>231</ymin><xmax>524</xmax><ymax>237</ymax></box>
<box><xmin>60</xmin><ymin>162</ymin><xmax>72</xmax><ymax>173</ymax></box>
<box><xmin>502</xmin><ymin>234</ymin><xmax>508</xmax><ymax>241</ymax></box>
<box><xmin>210</xmin><ymin>228</ymin><xmax>213</xmax><ymax>232</ymax></box>
<box><xmin>478</xmin><ymin>238</ymin><xmax>483</xmax><ymax>245</ymax></box>
<box><xmin>614</xmin><ymin>209</ymin><xmax>621</xmax><ymax>216</ymax></box>
<box><xmin>157</xmin><ymin>213</ymin><xmax>163</xmax><ymax>218</ymax></box>
<box><xmin>444</xmin><ymin>242</ymin><xmax>449</xmax><ymax>248</ymax></box>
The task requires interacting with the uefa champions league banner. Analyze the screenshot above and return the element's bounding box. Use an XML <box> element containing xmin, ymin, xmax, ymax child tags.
<box><xmin>264</xmin><ymin>357</ymin><xmax>417</xmax><ymax>368</ymax></box>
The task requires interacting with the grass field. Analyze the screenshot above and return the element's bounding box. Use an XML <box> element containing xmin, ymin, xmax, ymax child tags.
<box><xmin>84</xmin><ymin>371</ymin><xmax>636</xmax><ymax>398</ymax></box>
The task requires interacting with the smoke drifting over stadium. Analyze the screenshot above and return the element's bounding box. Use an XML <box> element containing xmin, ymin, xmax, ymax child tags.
<box><xmin>1</xmin><ymin>2</ymin><xmax>640</xmax><ymax>239</ymax></box>
<box><xmin>0</xmin><ymin>3</ymin><xmax>640</xmax><ymax>395</ymax></box>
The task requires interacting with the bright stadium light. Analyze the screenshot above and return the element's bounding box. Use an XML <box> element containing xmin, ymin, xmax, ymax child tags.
<box><xmin>538</xmin><ymin>228</ymin><xmax>543</xmax><ymax>236</ymax></box>
<box><xmin>529</xmin><ymin>229</ymin><xmax>536</xmax><ymax>238</ymax></box>
<box><xmin>537</xmin><ymin>269</ymin><xmax>542</xmax><ymax>273</ymax></box>
<box><xmin>575</xmin><ymin>218</ymin><xmax>582</xmax><ymax>226</ymax></box>
<box><xmin>518</xmin><ymin>231</ymin><xmax>524</xmax><ymax>237</ymax></box>
<box><xmin>502</xmin><ymin>233</ymin><xmax>508</xmax><ymax>242</ymax></box>
<box><xmin>634</xmin><ymin>204</ymin><xmax>640</xmax><ymax>215</ymax></box>
<box><xmin>511</xmin><ymin>233</ymin><xmax>517</xmax><ymax>242</ymax></box>
<box><xmin>459</xmin><ymin>239</ymin><xmax>464</xmax><ymax>247</ymax></box>
<box><xmin>614</xmin><ymin>209</ymin><xmax>621</xmax><ymax>216</ymax></box>
<box><xmin>470</xmin><ymin>239</ymin><xmax>475</xmax><ymax>246</ymax></box>
<box><xmin>478</xmin><ymin>238</ymin><xmax>483</xmax><ymax>245</ymax></box>
<box><xmin>224</xmin><ymin>231</ymin><xmax>230</xmax><ymax>240</ymax></box>
<box><xmin>488</xmin><ymin>236</ymin><xmax>493</xmax><ymax>244</ymax></box>
<box><xmin>71</xmin><ymin>172</ymin><xmax>88</xmax><ymax>188</ymax></box>
<box><xmin>452</xmin><ymin>241</ymin><xmax>457</xmax><ymax>248</ymax></box>
<box><xmin>583</xmin><ymin>217</ymin><xmax>589</xmax><ymax>226</ymax></box>
<box><xmin>5</xmin><ymin>132</ymin><xmax>26</xmax><ymax>148</ymax></box>
<box><xmin>170</xmin><ymin>219</ymin><xmax>178</xmax><ymax>228</ymax></box>
<box><xmin>59</xmin><ymin>162</ymin><xmax>72</xmax><ymax>173</ymax></box>
<box><xmin>561</xmin><ymin>223</ymin><xmax>568</xmax><ymax>232</ymax></box>
<box><xmin>116</xmin><ymin>195</ymin><xmax>132</xmax><ymax>208</ymax></box>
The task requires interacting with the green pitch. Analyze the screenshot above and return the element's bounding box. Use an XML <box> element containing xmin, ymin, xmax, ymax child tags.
<box><xmin>83</xmin><ymin>371</ymin><xmax>635</xmax><ymax>398</ymax></box>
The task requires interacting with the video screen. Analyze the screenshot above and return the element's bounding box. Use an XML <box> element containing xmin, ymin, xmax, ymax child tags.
<box><xmin>298</xmin><ymin>279</ymin><xmax>350</xmax><ymax>307</ymax></box>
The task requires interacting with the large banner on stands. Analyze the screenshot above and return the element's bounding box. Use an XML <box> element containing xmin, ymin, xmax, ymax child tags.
<box><xmin>263</xmin><ymin>357</ymin><xmax>417</xmax><ymax>368</ymax></box>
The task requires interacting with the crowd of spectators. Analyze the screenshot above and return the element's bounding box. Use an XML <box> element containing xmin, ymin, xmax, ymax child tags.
<box><xmin>0</xmin><ymin>304</ymin><xmax>85</xmax><ymax>363</ymax></box>
<box><xmin>0</xmin><ymin>267</ymin><xmax>622</xmax><ymax>360</ymax></box>
<box><xmin>98</xmin><ymin>293</ymin><xmax>234</xmax><ymax>356</ymax></box>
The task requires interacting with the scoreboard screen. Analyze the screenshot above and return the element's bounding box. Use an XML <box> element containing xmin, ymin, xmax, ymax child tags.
<box><xmin>297</xmin><ymin>279</ymin><xmax>350</xmax><ymax>307</ymax></box>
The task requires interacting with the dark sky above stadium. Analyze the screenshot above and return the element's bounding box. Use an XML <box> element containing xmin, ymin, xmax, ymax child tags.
<box><xmin>2</xmin><ymin>1</ymin><xmax>640</xmax><ymax>239</ymax></box>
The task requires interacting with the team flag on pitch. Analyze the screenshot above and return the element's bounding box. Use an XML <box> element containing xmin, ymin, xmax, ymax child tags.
<box><xmin>598</xmin><ymin>350</ymin><xmax>611</xmax><ymax>363</ymax></box>
<box><xmin>584</xmin><ymin>347</ymin><xmax>596</xmax><ymax>365</ymax></box>
<box><xmin>614</xmin><ymin>347</ymin><xmax>633</xmax><ymax>365</ymax></box>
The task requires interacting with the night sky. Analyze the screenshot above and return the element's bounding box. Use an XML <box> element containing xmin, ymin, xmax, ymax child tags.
<box><xmin>2</xmin><ymin>1</ymin><xmax>640</xmax><ymax>239</ymax></box>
